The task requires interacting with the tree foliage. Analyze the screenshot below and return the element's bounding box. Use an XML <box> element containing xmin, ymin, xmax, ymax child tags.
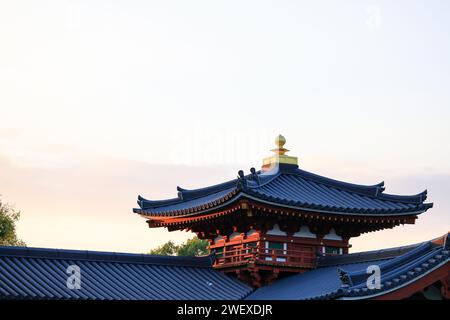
<box><xmin>176</xmin><ymin>237</ymin><xmax>210</xmax><ymax>256</ymax></box>
<box><xmin>0</xmin><ymin>198</ymin><xmax>26</xmax><ymax>246</ymax></box>
<box><xmin>148</xmin><ymin>240</ymin><xmax>179</xmax><ymax>256</ymax></box>
<box><xmin>149</xmin><ymin>237</ymin><xmax>209</xmax><ymax>256</ymax></box>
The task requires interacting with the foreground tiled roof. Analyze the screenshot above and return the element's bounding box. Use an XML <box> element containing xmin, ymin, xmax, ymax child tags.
<box><xmin>134</xmin><ymin>164</ymin><xmax>432</xmax><ymax>217</ymax></box>
<box><xmin>0</xmin><ymin>246</ymin><xmax>253</xmax><ymax>300</ymax></box>
<box><xmin>1</xmin><ymin>234</ymin><xmax>448</xmax><ymax>300</ymax></box>
<box><xmin>246</xmin><ymin>233</ymin><xmax>450</xmax><ymax>300</ymax></box>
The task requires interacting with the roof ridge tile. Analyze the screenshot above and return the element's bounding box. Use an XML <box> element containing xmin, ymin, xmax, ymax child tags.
<box><xmin>0</xmin><ymin>246</ymin><xmax>214</xmax><ymax>268</ymax></box>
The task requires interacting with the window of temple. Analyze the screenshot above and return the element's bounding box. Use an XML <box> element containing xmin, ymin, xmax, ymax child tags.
<box><xmin>265</xmin><ymin>241</ymin><xmax>287</xmax><ymax>262</ymax></box>
<box><xmin>322</xmin><ymin>246</ymin><xmax>343</xmax><ymax>255</ymax></box>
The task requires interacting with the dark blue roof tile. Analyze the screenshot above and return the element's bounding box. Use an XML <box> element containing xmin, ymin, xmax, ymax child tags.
<box><xmin>0</xmin><ymin>246</ymin><xmax>253</xmax><ymax>300</ymax></box>
<box><xmin>135</xmin><ymin>164</ymin><xmax>432</xmax><ymax>217</ymax></box>
<box><xmin>1</xmin><ymin>235</ymin><xmax>448</xmax><ymax>300</ymax></box>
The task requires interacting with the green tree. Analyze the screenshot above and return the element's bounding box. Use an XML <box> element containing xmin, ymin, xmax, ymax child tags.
<box><xmin>0</xmin><ymin>198</ymin><xmax>26</xmax><ymax>246</ymax></box>
<box><xmin>148</xmin><ymin>240</ymin><xmax>178</xmax><ymax>256</ymax></box>
<box><xmin>149</xmin><ymin>237</ymin><xmax>209</xmax><ymax>256</ymax></box>
<box><xmin>176</xmin><ymin>237</ymin><xmax>209</xmax><ymax>256</ymax></box>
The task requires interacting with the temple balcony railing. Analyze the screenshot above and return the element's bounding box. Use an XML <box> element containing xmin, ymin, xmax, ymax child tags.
<box><xmin>212</xmin><ymin>246</ymin><xmax>316</xmax><ymax>269</ymax></box>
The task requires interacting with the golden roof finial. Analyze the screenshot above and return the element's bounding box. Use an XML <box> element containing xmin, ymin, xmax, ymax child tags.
<box><xmin>262</xmin><ymin>134</ymin><xmax>298</xmax><ymax>171</ymax></box>
<box><xmin>271</xmin><ymin>134</ymin><xmax>289</xmax><ymax>155</ymax></box>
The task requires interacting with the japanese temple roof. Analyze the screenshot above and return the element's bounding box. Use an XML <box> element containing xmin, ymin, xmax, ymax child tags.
<box><xmin>0</xmin><ymin>246</ymin><xmax>252</xmax><ymax>300</ymax></box>
<box><xmin>135</xmin><ymin>135</ymin><xmax>432</xmax><ymax>218</ymax></box>
<box><xmin>246</xmin><ymin>232</ymin><xmax>450</xmax><ymax>300</ymax></box>
<box><xmin>134</xmin><ymin>165</ymin><xmax>432</xmax><ymax>218</ymax></box>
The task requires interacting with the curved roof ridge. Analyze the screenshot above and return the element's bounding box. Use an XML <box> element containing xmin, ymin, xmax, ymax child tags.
<box><xmin>177</xmin><ymin>179</ymin><xmax>238</xmax><ymax>201</ymax></box>
<box><xmin>0</xmin><ymin>245</ymin><xmax>214</xmax><ymax>267</ymax></box>
<box><xmin>137</xmin><ymin>195</ymin><xmax>183</xmax><ymax>209</ymax></box>
<box><xmin>292</xmin><ymin>167</ymin><xmax>385</xmax><ymax>197</ymax></box>
<box><xmin>378</xmin><ymin>190</ymin><xmax>428</xmax><ymax>204</ymax></box>
<box><xmin>138</xmin><ymin>178</ymin><xmax>239</xmax><ymax>209</ymax></box>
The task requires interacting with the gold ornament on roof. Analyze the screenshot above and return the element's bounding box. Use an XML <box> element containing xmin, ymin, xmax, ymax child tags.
<box><xmin>262</xmin><ymin>134</ymin><xmax>298</xmax><ymax>171</ymax></box>
<box><xmin>271</xmin><ymin>134</ymin><xmax>289</xmax><ymax>155</ymax></box>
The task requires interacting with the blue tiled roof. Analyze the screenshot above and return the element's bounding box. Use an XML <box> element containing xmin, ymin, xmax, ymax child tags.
<box><xmin>247</xmin><ymin>234</ymin><xmax>450</xmax><ymax>300</ymax></box>
<box><xmin>247</xmin><ymin>259</ymin><xmax>388</xmax><ymax>300</ymax></box>
<box><xmin>134</xmin><ymin>164</ymin><xmax>432</xmax><ymax>217</ymax></box>
<box><xmin>0</xmin><ymin>246</ymin><xmax>253</xmax><ymax>300</ymax></box>
<box><xmin>1</xmin><ymin>235</ymin><xmax>448</xmax><ymax>300</ymax></box>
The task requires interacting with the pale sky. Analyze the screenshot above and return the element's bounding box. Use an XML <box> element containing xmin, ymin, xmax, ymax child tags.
<box><xmin>0</xmin><ymin>1</ymin><xmax>449</xmax><ymax>253</ymax></box>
